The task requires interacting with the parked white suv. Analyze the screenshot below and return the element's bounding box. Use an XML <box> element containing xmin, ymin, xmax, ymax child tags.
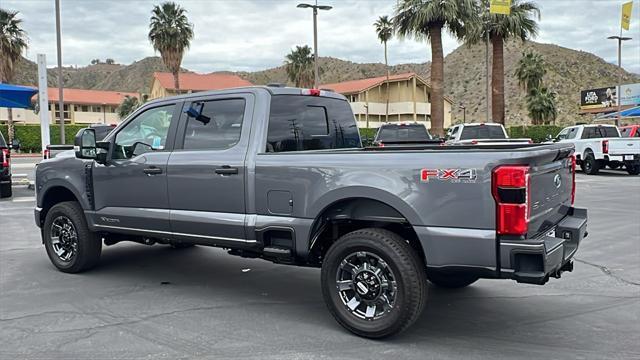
<box><xmin>445</xmin><ymin>123</ymin><xmax>531</xmax><ymax>145</ymax></box>
<box><xmin>554</xmin><ymin>124</ymin><xmax>640</xmax><ymax>175</ymax></box>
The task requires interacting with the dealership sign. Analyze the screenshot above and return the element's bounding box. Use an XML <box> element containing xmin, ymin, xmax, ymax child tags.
<box><xmin>580</xmin><ymin>83</ymin><xmax>640</xmax><ymax>110</ymax></box>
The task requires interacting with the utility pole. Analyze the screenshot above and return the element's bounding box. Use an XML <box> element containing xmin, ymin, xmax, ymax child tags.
<box><xmin>485</xmin><ymin>4</ymin><xmax>491</xmax><ymax>123</ymax></box>
<box><xmin>55</xmin><ymin>0</ymin><xmax>65</xmax><ymax>143</ymax></box>
<box><xmin>607</xmin><ymin>35</ymin><xmax>632</xmax><ymax>126</ymax></box>
<box><xmin>297</xmin><ymin>1</ymin><xmax>332</xmax><ymax>89</ymax></box>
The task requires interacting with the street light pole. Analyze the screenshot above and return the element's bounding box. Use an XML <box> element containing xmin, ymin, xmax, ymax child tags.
<box><xmin>102</xmin><ymin>103</ymin><xmax>106</xmax><ymax>124</ymax></box>
<box><xmin>607</xmin><ymin>35</ymin><xmax>632</xmax><ymax>126</ymax></box>
<box><xmin>297</xmin><ymin>1</ymin><xmax>332</xmax><ymax>89</ymax></box>
<box><xmin>459</xmin><ymin>105</ymin><xmax>466</xmax><ymax>123</ymax></box>
<box><xmin>55</xmin><ymin>0</ymin><xmax>65</xmax><ymax>143</ymax></box>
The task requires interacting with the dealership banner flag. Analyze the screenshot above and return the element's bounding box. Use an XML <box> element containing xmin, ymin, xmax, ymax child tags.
<box><xmin>490</xmin><ymin>0</ymin><xmax>511</xmax><ymax>15</ymax></box>
<box><xmin>621</xmin><ymin>1</ymin><xmax>633</xmax><ymax>30</ymax></box>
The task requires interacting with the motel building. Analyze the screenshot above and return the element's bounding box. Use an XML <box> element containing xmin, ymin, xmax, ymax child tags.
<box><xmin>321</xmin><ymin>73</ymin><xmax>454</xmax><ymax>130</ymax></box>
<box><xmin>0</xmin><ymin>88</ymin><xmax>137</xmax><ymax>125</ymax></box>
<box><xmin>149</xmin><ymin>72</ymin><xmax>253</xmax><ymax>100</ymax></box>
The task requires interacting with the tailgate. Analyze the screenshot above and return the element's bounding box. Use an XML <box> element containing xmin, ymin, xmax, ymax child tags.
<box><xmin>608</xmin><ymin>138</ymin><xmax>640</xmax><ymax>155</ymax></box>
<box><xmin>527</xmin><ymin>149</ymin><xmax>574</xmax><ymax>238</ymax></box>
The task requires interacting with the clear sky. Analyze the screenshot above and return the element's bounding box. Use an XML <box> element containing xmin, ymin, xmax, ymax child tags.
<box><xmin>4</xmin><ymin>0</ymin><xmax>640</xmax><ymax>73</ymax></box>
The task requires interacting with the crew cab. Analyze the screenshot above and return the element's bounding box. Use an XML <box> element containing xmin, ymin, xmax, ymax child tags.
<box><xmin>1</xmin><ymin>132</ymin><xmax>20</xmax><ymax>198</ymax></box>
<box><xmin>372</xmin><ymin>123</ymin><xmax>442</xmax><ymax>147</ymax></box>
<box><xmin>445</xmin><ymin>123</ymin><xmax>531</xmax><ymax>145</ymax></box>
<box><xmin>35</xmin><ymin>86</ymin><xmax>587</xmax><ymax>338</ymax></box>
<box><xmin>554</xmin><ymin>124</ymin><xmax>640</xmax><ymax>175</ymax></box>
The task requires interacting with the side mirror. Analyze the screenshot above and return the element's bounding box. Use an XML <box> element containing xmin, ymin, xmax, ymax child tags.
<box><xmin>10</xmin><ymin>139</ymin><xmax>20</xmax><ymax>151</ymax></box>
<box><xmin>74</xmin><ymin>128</ymin><xmax>97</xmax><ymax>159</ymax></box>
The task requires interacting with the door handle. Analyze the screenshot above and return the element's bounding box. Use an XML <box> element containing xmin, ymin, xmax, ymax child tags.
<box><xmin>215</xmin><ymin>165</ymin><xmax>238</xmax><ymax>175</ymax></box>
<box><xmin>143</xmin><ymin>166</ymin><xmax>163</xmax><ymax>175</ymax></box>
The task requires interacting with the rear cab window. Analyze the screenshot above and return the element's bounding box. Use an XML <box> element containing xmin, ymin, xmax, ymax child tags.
<box><xmin>266</xmin><ymin>95</ymin><xmax>361</xmax><ymax>152</ymax></box>
<box><xmin>459</xmin><ymin>125</ymin><xmax>506</xmax><ymax>140</ymax></box>
<box><xmin>376</xmin><ymin>124</ymin><xmax>432</xmax><ymax>143</ymax></box>
<box><xmin>581</xmin><ymin>126</ymin><xmax>620</xmax><ymax>139</ymax></box>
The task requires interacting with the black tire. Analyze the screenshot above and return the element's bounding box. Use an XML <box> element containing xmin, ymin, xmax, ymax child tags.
<box><xmin>626</xmin><ymin>164</ymin><xmax>640</xmax><ymax>175</ymax></box>
<box><xmin>581</xmin><ymin>152</ymin><xmax>600</xmax><ymax>175</ymax></box>
<box><xmin>0</xmin><ymin>180</ymin><xmax>11</xmax><ymax>198</ymax></box>
<box><xmin>321</xmin><ymin>228</ymin><xmax>427</xmax><ymax>339</ymax></box>
<box><xmin>428</xmin><ymin>272</ymin><xmax>479</xmax><ymax>289</ymax></box>
<box><xmin>608</xmin><ymin>162</ymin><xmax>622</xmax><ymax>170</ymax></box>
<box><xmin>43</xmin><ymin>201</ymin><xmax>101</xmax><ymax>273</ymax></box>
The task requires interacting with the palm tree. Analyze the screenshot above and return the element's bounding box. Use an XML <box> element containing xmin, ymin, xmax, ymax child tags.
<box><xmin>0</xmin><ymin>8</ymin><xmax>28</xmax><ymax>145</ymax></box>
<box><xmin>468</xmin><ymin>0</ymin><xmax>540</xmax><ymax>125</ymax></box>
<box><xmin>284</xmin><ymin>45</ymin><xmax>314</xmax><ymax>88</ymax></box>
<box><xmin>526</xmin><ymin>87</ymin><xmax>556</xmax><ymax>125</ymax></box>
<box><xmin>514</xmin><ymin>50</ymin><xmax>545</xmax><ymax>92</ymax></box>
<box><xmin>117</xmin><ymin>95</ymin><xmax>141</xmax><ymax>119</ymax></box>
<box><xmin>148</xmin><ymin>2</ymin><xmax>193</xmax><ymax>92</ymax></box>
<box><xmin>374</xmin><ymin>15</ymin><xmax>393</xmax><ymax>123</ymax></box>
<box><xmin>393</xmin><ymin>0</ymin><xmax>477</xmax><ymax>137</ymax></box>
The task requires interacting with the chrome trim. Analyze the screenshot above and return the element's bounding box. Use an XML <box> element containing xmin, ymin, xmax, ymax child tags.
<box><xmin>500</xmin><ymin>242</ymin><xmax>544</xmax><ymax>249</ymax></box>
<box><xmin>93</xmin><ymin>224</ymin><xmax>257</xmax><ymax>243</ymax></box>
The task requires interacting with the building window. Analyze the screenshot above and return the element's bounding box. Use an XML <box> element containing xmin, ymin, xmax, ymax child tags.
<box><xmin>54</xmin><ymin>104</ymin><xmax>70</xmax><ymax>119</ymax></box>
<box><xmin>95</xmin><ymin>106</ymin><xmax>102</xmax><ymax>113</ymax></box>
<box><xmin>81</xmin><ymin>105</ymin><xmax>89</xmax><ymax>112</ymax></box>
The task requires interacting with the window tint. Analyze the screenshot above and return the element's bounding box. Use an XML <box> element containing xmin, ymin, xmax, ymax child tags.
<box><xmin>556</xmin><ymin>128</ymin><xmax>569</xmax><ymax>140</ymax></box>
<box><xmin>376</xmin><ymin>124</ymin><xmax>431</xmax><ymax>142</ymax></box>
<box><xmin>582</xmin><ymin>126</ymin><xmax>619</xmax><ymax>139</ymax></box>
<box><xmin>459</xmin><ymin>125</ymin><xmax>506</xmax><ymax>140</ymax></box>
<box><xmin>267</xmin><ymin>95</ymin><xmax>361</xmax><ymax>152</ymax></box>
<box><xmin>183</xmin><ymin>99</ymin><xmax>245</xmax><ymax>150</ymax></box>
<box><xmin>113</xmin><ymin>104</ymin><xmax>175</xmax><ymax>159</ymax></box>
<box><xmin>621</xmin><ymin>127</ymin><xmax>631</xmax><ymax>137</ymax></box>
<box><xmin>567</xmin><ymin>127</ymin><xmax>578</xmax><ymax>139</ymax></box>
<box><xmin>0</xmin><ymin>133</ymin><xmax>6</xmax><ymax>147</ymax></box>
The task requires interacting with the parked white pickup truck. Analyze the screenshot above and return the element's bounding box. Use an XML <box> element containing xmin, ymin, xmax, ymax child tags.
<box><xmin>554</xmin><ymin>124</ymin><xmax>640</xmax><ymax>175</ymax></box>
<box><xmin>445</xmin><ymin>123</ymin><xmax>531</xmax><ymax>145</ymax></box>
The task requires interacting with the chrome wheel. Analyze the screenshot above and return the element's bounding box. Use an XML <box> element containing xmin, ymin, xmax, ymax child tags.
<box><xmin>335</xmin><ymin>251</ymin><xmax>397</xmax><ymax>320</ymax></box>
<box><xmin>50</xmin><ymin>216</ymin><xmax>78</xmax><ymax>262</ymax></box>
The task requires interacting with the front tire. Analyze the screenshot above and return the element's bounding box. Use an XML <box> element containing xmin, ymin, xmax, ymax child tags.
<box><xmin>428</xmin><ymin>272</ymin><xmax>479</xmax><ymax>289</ymax></box>
<box><xmin>321</xmin><ymin>228</ymin><xmax>427</xmax><ymax>338</ymax></box>
<box><xmin>0</xmin><ymin>180</ymin><xmax>11</xmax><ymax>198</ymax></box>
<box><xmin>43</xmin><ymin>201</ymin><xmax>101</xmax><ymax>273</ymax></box>
<box><xmin>581</xmin><ymin>153</ymin><xmax>600</xmax><ymax>175</ymax></box>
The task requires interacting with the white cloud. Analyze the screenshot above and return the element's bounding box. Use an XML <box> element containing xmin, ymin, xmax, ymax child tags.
<box><xmin>4</xmin><ymin>0</ymin><xmax>640</xmax><ymax>73</ymax></box>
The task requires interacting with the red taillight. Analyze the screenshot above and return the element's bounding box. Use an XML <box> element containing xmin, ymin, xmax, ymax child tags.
<box><xmin>492</xmin><ymin>165</ymin><xmax>530</xmax><ymax>236</ymax></box>
<box><xmin>1</xmin><ymin>148</ymin><xmax>9</xmax><ymax>168</ymax></box>
<box><xmin>43</xmin><ymin>149</ymin><xmax>50</xmax><ymax>159</ymax></box>
<box><xmin>602</xmin><ymin>140</ymin><xmax>609</xmax><ymax>154</ymax></box>
<box><xmin>471</xmin><ymin>139</ymin><xmax>478</xmax><ymax>145</ymax></box>
<box><xmin>378</xmin><ymin>142</ymin><xmax>385</xmax><ymax>147</ymax></box>
<box><xmin>571</xmin><ymin>155</ymin><xmax>576</xmax><ymax>205</ymax></box>
<box><xmin>302</xmin><ymin>89</ymin><xmax>321</xmax><ymax>96</ymax></box>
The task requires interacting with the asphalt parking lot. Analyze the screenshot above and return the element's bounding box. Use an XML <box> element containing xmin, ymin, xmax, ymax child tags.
<box><xmin>1</xmin><ymin>158</ymin><xmax>639</xmax><ymax>360</ymax></box>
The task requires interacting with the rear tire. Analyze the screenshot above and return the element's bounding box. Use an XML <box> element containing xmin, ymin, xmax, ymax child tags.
<box><xmin>581</xmin><ymin>153</ymin><xmax>600</xmax><ymax>175</ymax></box>
<box><xmin>0</xmin><ymin>181</ymin><xmax>11</xmax><ymax>198</ymax></box>
<box><xmin>428</xmin><ymin>272</ymin><xmax>479</xmax><ymax>289</ymax></box>
<box><xmin>43</xmin><ymin>201</ymin><xmax>101</xmax><ymax>273</ymax></box>
<box><xmin>608</xmin><ymin>162</ymin><xmax>622</xmax><ymax>170</ymax></box>
<box><xmin>626</xmin><ymin>163</ymin><xmax>640</xmax><ymax>175</ymax></box>
<box><xmin>321</xmin><ymin>228</ymin><xmax>427</xmax><ymax>339</ymax></box>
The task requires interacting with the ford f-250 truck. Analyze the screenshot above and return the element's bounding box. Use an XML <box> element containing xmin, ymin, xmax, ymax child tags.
<box><xmin>35</xmin><ymin>86</ymin><xmax>587</xmax><ymax>338</ymax></box>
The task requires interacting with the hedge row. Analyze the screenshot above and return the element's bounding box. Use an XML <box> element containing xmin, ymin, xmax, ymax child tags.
<box><xmin>1</xmin><ymin>124</ymin><xmax>565</xmax><ymax>153</ymax></box>
<box><xmin>0</xmin><ymin>125</ymin><xmax>85</xmax><ymax>153</ymax></box>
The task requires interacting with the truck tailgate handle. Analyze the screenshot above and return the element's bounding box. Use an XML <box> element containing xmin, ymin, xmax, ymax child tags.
<box><xmin>143</xmin><ymin>166</ymin><xmax>163</xmax><ymax>175</ymax></box>
<box><xmin>215</xmin><ymin>165</ymin><xmax>238</xmax><ymax>175</ymax></box>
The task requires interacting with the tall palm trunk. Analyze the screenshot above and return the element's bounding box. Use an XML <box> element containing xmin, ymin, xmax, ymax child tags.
<box><xmin>7</xmin><ymin>109</ymin><xmax>14</xmax><ymax>145</ymax></box>
<box><xmin>384</xmin><ymin>41</ymin><xmax>389</xmax><ymax>123</ymax></box>
<box><xmin>428</xmin><ymin>25</ymin><xmax>444</xmax><ymax>137</ymax></box>
<box><xmin>173</xmin><ymin>70</ymin><xmax>180</xmax><ymax>93</ymax></box>
<box><xmin>491</xmin><ymin>35</ymin><xmax>505</xmax><ymax>125</ymax></box>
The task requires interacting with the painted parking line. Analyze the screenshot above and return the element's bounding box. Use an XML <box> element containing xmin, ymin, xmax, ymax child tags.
<box><xmin>11</xmin><ymin>197</ymin><xmax>35</xmax><ymax>202</ymax></box>
<box><xmin>11</xmin><ymin>163</ymin><xmax>37</xmax><ymax>169</ymax></box>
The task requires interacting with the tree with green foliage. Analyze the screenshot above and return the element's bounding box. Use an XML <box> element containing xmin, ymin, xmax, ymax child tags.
<box><xmin>393</xmin><ymin>0</ymin><xmax>477</xmax><ymax>136</ymax></box>
<box><xmin>514</xmin><ymin>50</ymin><xmax>545</xmax><ymax>92</ymax></box>
<box><xmin>467</xmin><ymin>0</ymin><xmax>540</xmax><ymax>125</ymax></box>
<box><xmin>117</xmin><ymin>95</ymin><xmax>142</xmax><ymax>119</ymax></box>
<box><xmin>526</xmin><ymin>87</ymin><xmax>557</xmax><ymax>125</ymax></box>
<box><xmin>149</xmin><ymin>2</ymin><xmax>194</xmax><ymax>92</ymax></box>
<box><xmin>284</xmin><ymin>45</ymin><xmax>314</xmax><ymax>88</ymax></box>
<box><xmin>0</xmin><ymin>8</ymin><xmax>28</xmax><ymax>145</ymax></box>
<box><xmin>374</xmin><ymin>15</ymin><xmax>393</xmax><ymax>122</ymax></box>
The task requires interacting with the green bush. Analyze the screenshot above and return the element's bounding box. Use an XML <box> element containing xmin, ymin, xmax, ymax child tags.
<box><xmin>0</xmin><ymin>124</ymin><xmax>85</xmax><ymax>153</ymax></box>
<box><xmin>508</xmin><ymin>125</ymin><xmax>563</xmax><ymax>143</ymax></box>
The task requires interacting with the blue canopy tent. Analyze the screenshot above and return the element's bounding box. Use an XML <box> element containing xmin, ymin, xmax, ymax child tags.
<box><xmin>595</xmin><ymin>105</ymin><xmax>640</xmax><ymax>120</ymax></box>
<box><xmin>0</xmin><ymin>83</ymin><xmax>38</xmax><ymax>109</ymax></box>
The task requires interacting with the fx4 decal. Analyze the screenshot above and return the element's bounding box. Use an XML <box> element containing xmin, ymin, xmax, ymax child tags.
<box><xmin>420</xmin><ymin>168</ymin><xmax>478</xmax><ymax>183</ymax></box>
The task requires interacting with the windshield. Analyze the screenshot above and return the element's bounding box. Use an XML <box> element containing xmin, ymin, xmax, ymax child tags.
<box><xmin>0</xmin><ymin>133</ymin><xmax>6</xmax><ymax>147</ymax></box>
<box><xmin>459</xmin><ymin>125</ymin><xmax>506</xmax><ymax>140</ymax></box>
<box><xmin>376</xmin><ymin>125</ymin><xmax>432</xmax><ymax>142</ymax></box>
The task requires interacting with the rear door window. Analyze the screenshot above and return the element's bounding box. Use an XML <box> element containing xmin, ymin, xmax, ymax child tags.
<box><xmin>267</xmin><ymin>95</ymin><xmax>361</xmax><ymax>152</ymax></box>
<box><xmin>182</xmin><ymin>98</ymin><xmax>246</xmax><ymax>150</ymax></box>
<box><xmin>459</xmin><ymin>125</ymin><xmax>506</xmax><ymax>140</ymax></box>
<box><xmin>582</xmin><ymin>126</ymin><xmax>619</xmax><ymax>139</ymax></box>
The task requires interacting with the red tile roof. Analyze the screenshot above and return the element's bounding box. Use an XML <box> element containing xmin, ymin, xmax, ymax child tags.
<box><xmin>321</xmin><ymin>73</ymin><xmax>423</xmax><ymax>95</ymax></box>
<box><xmin>153</xmin><ymin>72</ymin><xmax>253</xmax><ymax>91</ymax></box>
<box><xmin>46</xmin><ymin>88</ymin><xmax>138</xmax><ymax>106</ymax></box>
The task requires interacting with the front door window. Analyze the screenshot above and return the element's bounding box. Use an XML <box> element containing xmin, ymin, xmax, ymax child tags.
<box><xmin>113</xmin><ymin>104</ymin><xmax>175</xmax><ymax>159</ymax></box>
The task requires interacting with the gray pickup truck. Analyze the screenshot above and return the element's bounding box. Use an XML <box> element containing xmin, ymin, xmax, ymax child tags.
<box><xmin>35</xmin><ymin>86</ymin><xmax>587</xmax><ymax>338</ymax></box>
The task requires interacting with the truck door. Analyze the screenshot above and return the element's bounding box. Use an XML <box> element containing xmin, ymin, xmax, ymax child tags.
<box><xmin>92</xmin><ymin>102</ymin><xmax>181</xmax><ymax>233</ymax></box>
<box><xmin>166</xmin><ymin>94</ymin><xmax>254</xmax><ymax>244</ymax></box>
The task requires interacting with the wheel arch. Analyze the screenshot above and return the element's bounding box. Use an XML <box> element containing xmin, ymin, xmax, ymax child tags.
<box><xmin>38</xmin><ymin>184</ymin><xmax>84</xmax><ymax>227</ymax></box>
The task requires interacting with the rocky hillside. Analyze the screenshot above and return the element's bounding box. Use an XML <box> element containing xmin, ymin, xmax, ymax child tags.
<box><xmin>13</xmin><ymin>41</ymin><xmax>639</xmax><ymax>125</ymax></box>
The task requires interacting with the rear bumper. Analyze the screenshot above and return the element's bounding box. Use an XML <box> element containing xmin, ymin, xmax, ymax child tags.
<box><xmin>499</xmin><ymin>207</ymin><xmax>587</xmax><ymax>284</ymax></box>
